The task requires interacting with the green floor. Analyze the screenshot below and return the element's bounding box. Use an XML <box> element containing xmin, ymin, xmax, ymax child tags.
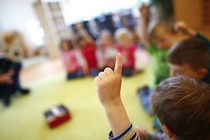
<box><xmin>0</xmin><ymin>67</ymin><xmax>154</xmax><ymax>140</ymax></box>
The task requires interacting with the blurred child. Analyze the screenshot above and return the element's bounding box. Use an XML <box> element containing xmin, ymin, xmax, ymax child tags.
<box><xmin>1</xmin><ymin>32</ymin><xmax>30</xmax><ymax>95</ymax></box>
<box><xmin>143</xmin><ymin>18</ymin><xmax>210</xmax><ymax>133</ymax></box>
<box><xmin>96</xmin><ymin>30</ymin><xmax>117</xmax><ymax>70</ymax></box>
<box><xmin>60</xmin><ymin>39</ymin><xmax>87</xmax><ymax>80</ymax></box>
<box><xmin>168</xmin><ymin>22</ymin><xmax>210</xmax><ymax>83</ymax></box>
<box><xmin>121</xmin><ymin>16</ymin><xmax>140</xmax><ymax>45</ymax></box>
<box><xmin>94</xmin><ymin>54</ymin><xmax>210</xmax><ymax>140</ymax></box>
<box><xmin>168</xmin><ymin>37</ymin><xmax>210</xmax><ymax>83</ymax></box>
<box><xmin>139</xmin><ymin>5</ymin><xmax>187</xmax><ymax>86</ymax></box>
<box><xmin>115</xmin><ymin>28</ymin><xmax>137</xmax><ymax>77</ymax></box>
<box><xmin>147</xmin><ymin>20</ymin><xmax>210</xmax><ymax>83</ymax></box>
<box><xmin>138</xmin><ymin>4</ymin><xmax>203</xmax><ymax>133</ymax></box>
<box><xmin>76</xmin><ymin>29</ymin><xmax>99</xmax><ymax>76</ymax></box>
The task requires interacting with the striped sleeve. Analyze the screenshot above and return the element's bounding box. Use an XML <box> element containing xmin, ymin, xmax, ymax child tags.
<box><xmin>108</xmin><ymin>123</ymin><xmax>140</xmax><ymax>140</ymax></box>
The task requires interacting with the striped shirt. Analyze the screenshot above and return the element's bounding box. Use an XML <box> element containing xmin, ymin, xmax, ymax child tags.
<box><xmin>108</xmin><ymin>123</ymin><xmax>168</xmax><ymax>140</ymax></box>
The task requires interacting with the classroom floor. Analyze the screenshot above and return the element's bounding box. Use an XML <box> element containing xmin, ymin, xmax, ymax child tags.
<box><xmin>0</xmin><ymin>58</ymin><xmax>153</xmax><ymax>140</ymax></box>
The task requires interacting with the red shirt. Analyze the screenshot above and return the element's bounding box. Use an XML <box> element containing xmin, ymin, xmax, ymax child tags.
<box><xmin>81</xmin><ymin>43</ymin><xmax>97</xmax><ymax>69</ymax></box>
<box><xmin>117</xmin><ymin>44</ymin><xmax>137</xmax><ymax>68</ymax></box>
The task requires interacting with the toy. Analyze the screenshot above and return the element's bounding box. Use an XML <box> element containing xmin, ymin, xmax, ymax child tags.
<box><xmin>44</xmin><ymin>105</ymin><xmax>71</xmax><ymax>128</ymax></box>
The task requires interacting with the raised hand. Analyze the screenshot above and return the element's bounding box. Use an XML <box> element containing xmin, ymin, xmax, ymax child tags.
<box><xmin>174</xmin><ymin>21</ymin><xmax>196</xmax><ymax>36</ymax></box>
<box><xmin>139</xmin><ymin>4</ymin><xmax>149</xmax><ymax>19</ymax></box>
<box><xmin>174</xmin><ymin>21</ymin><xmax>187</xmax><ymax>33</ymax></box>
<box><xmin>94</xmin><ymin>53</ymin><xmax>132</xmax><ymax>136</ymax></box>
<box><xmin>94</xmin><ymin>53</ymin><xmax>122</xmax><ymax>107</ymax></box>
<box><xmin>134</xmin><ymin>125</ymin><xmax>148</xmax><ymax>138</ymax></box>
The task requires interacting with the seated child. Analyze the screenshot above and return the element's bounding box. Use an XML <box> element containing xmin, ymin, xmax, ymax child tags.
<box><xmin>94</xmin><ymin>53</ymin><xmax>210</xmax><ymax>140</ymax></box>
<box><xmin>96</xmin><ymin>30</ymin><xmax>117</xmax><ymax>71</ymax></box>
<box><xmin>60</xmin><ymin>38</ymin><xmax>87</xmax><ymax>80</ymax></box>
<box><xmin>2</xmin><ymin>33</ymin><xmax>30</xmax><ymax>94</ymax></box>
<box><xmin>76</xmin><ymin>33</ymin><xmax>99</xmax><ymax>77</ymax></box>
<box><xmin>115</xmin><ymin>28</ymin><xmax>137</xmax><ymax>77</ymax></box>
<box><xmin>139</xmin><ymin>4</ymin><xmax>188</xmax><ymax>83</ymax></box>
<box><xmin>154</xmin><ymin>23</ymin><xmax>210</xmax><ymax>132</ymax></box>
<box><xmin>168</xmin><ymin>37</ymin><xmax>210</xmax><ymax>83</ymax></box>
<box><xmin>138</xmin><ymin>4</ymin><xmax>201</xmax><ymax>118</ymax></box>
<box><xmin>137</xmin><ymin>5</ymin><xmax>173</xmax><ymax>117</ymax></box>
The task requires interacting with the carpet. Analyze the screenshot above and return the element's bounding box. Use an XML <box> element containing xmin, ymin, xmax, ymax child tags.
<box><xmin>0</xmin><ymin>67</ymin><xmax>154</xmax><ymax>140</ymax></box>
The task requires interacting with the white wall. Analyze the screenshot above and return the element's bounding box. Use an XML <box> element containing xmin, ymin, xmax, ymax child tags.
<box><xmin>0</xmin><ymin>0</ymin><xmax>38</xmax><ymax>48</ymax></box>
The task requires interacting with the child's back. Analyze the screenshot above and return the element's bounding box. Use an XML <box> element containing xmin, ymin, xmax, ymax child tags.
<box><xmin>116</xmin><ymin>44</ymin><xmax>136</xmax><ymax>68</ymax></box>
<box><xmin>81</xmin><ymin>42</ymin><xmax>97</xmax><ymax>71</ymax></box>
<box><xmin>115</xmin><ymin>28</ymin><xmax>137</xmax><ymax>76</ymax></box>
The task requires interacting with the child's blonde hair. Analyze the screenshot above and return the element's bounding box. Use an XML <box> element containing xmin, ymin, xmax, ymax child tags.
<box><xmin>114</xmin><ymin>28</ymin><xmax>132</xmax><ymax>43</ymax></box>
<box><xmin>147</xmin><ymin>21</ymin><xmax>174</xmax><ymax>39</ymax></box>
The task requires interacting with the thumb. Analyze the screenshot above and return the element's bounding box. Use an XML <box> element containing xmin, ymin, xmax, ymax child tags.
<box><xmin>114</xmin><ymin>53</ymin><xmax>122</xmax><ymax>75</ymax></box>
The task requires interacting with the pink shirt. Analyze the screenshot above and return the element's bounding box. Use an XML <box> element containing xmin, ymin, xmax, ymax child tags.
<box><xmin>117</xmin><ymin>44</ymin><xmax>137</xmax><ymax>68</ymax></box>
<box><xmin>62</xmin><ymin>50</ymin><xmax>81</xmax><ymax>73</ymax></box>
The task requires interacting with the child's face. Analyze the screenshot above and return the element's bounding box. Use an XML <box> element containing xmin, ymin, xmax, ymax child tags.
<box><xmin>79</xmin><ymin>39</ymin><xmax>86</xmax><ymax>47</ymax></box>
<box><xmin>101</xmin><ymin>33</ymin><xmax>113</xmax><ymax>46</ymax></box>
<box><xmin>169</xmin><ymin>63</ymin><xmax>204</xmax><ymax>79</ymax></box>
<box><xmin>118</xmin><ymin>33</ymin><xmax>131</xmax><ymax>47</ymax></box>
<box><xmin>61</xmin><ymin>42</ymin><xmax>70</xmax><ymax>51</ymax></box>
<box><xmin>153</xmin><ymin>31</ymin><xmax>174</xmax><ymax>50</ymax></box>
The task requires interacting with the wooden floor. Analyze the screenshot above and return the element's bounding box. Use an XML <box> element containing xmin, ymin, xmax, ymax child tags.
<box><xmin>21</xmin><ymin>58</ymin><xmax>64</xmax><ymax>84</ymax></box>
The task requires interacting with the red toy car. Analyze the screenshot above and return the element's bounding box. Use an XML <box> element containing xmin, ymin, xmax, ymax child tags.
<box><xmin>44</xmin><ymin>105</ymin><xmax>71</xmax><ymax>128</ymax></box>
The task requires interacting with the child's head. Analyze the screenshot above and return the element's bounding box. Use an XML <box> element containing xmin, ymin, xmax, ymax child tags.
<box><xmin>3</xmin><ymin>33</ymin><xmax>16</xmax><ymax>46</ymax></box>
<box><xmin>152</xmin><ymin>77</ymin><xmax>210</xmax><ymax>140</ymax></box>
<box><xmin>100</xmin><ymin>30</ymin><xmax>113</xmax><ymax>46</ymax></box>
<box><xmin>60</xmin><ymin>39</ymin><xmax>74</xmax><ymax>51</ymax></box>
<box><xmin>148</xmin><ymin>21</ymin><xmax>175</xmax><ymax>50</ymax></box>
<box><xmin>114</xmin><ymin>28</ymin><xmax>132</xmax><ymax>47</ymax></box>
<box><xmin>76</xmin><ymin>35</ymin><xmax>87</xmax><ymax>47</ymax></box>
<box><xmin>168</xmin><ymin>38</ymin><xmax>209</xmax><ymax>79</ymax></box>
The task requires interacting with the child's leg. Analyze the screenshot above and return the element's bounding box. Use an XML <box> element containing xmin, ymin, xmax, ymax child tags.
<box><xmin>137</xmin><ymin>86</ymin><xmax>154</xmax><ymax>115</ymax></box>
<box><xmin>122</xmin><ymin>67</ymin><xmax>134</xmax><ymax>77</ymax></box>
<box><xmin>0</xmin><ymin>84</ymin><xmax>12</xmax><ymax>106</ymax></box>
<box><xmin>12</xmin><ymin>62</ymin><xmax>22</xmax><ymax>90</ymax></box>
<box><xmin>76</xmin><ymin>70</ymin><xmax>84</xmax><ymax>78</ymax></box>
<box><xmin>67</xmin><ymin>72</ymin><xmax>77</xmax><ymax>80</ymax></box>
<box><xmin>12</xmin><ymin>62</ymin><xmax>30</xmax><ymax>94</ymax></box>
<box><xmin>90</xmin><ymin>68</ymin><xmax>99</xmax><ymax>77</ymax></box>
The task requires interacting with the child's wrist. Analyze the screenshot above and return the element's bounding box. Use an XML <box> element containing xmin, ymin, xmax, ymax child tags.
<box><xmin>103</xmin><ymin>99</ymin><xmax>123</xmax><ymax>112</ymax></box>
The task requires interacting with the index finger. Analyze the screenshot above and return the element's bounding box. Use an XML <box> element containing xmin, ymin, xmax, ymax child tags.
<box><xmin>114</xmin><ymin>53</ymin><xmax>122</xmax><ymax>76</ymax></box>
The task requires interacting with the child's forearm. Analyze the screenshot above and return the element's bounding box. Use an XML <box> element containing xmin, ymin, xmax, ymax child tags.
<box><xmin>185</xmin><ymin>27</ymin><xmax>196</xmax><ymax>37</ymax></box>
<box><xmin>139</xmin><ymin>4</ymin><xmax>151</xmax><ymax>47</ymax></box>
<box><xmin>141</xmin><ymin>17</ymin><xmax>151</xmax><ymax>47</ymax></box>
<box><xmin>103</xmin><ymin>101</ymin><xmax>130</xmax><ymax>136</ymax></box>
<box><xmin>95</xmin><ymin>54</ymin><xmax>137</xmax><ymax>139</ymax></box>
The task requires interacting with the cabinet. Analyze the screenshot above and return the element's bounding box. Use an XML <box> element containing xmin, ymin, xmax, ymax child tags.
<box><xmin>33</xmin><ymin>0</ymin><xmax>73</xmax><ymax>58</ymax></box>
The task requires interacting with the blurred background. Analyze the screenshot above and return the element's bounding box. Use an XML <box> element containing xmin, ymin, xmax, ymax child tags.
<box><xmin>0</xmin><ymin>0</ymin><xmax>209</xmax><ymax>61</ymax></box>
<box><xmin>0</xmin><ymin>0</ymin><xmax>209</xmax><ymax>140</ymax></box>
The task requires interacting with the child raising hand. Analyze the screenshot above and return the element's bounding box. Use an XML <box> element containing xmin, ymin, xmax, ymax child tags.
<box><xmin>94</xmin><ymin>53</ymin><xmax>210</xmax><ymax>140</ymax></box>
<box><xmin>94</xmin><ymin>53</ymin><xmax>131</xmax><ymax>137</ymax></box>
